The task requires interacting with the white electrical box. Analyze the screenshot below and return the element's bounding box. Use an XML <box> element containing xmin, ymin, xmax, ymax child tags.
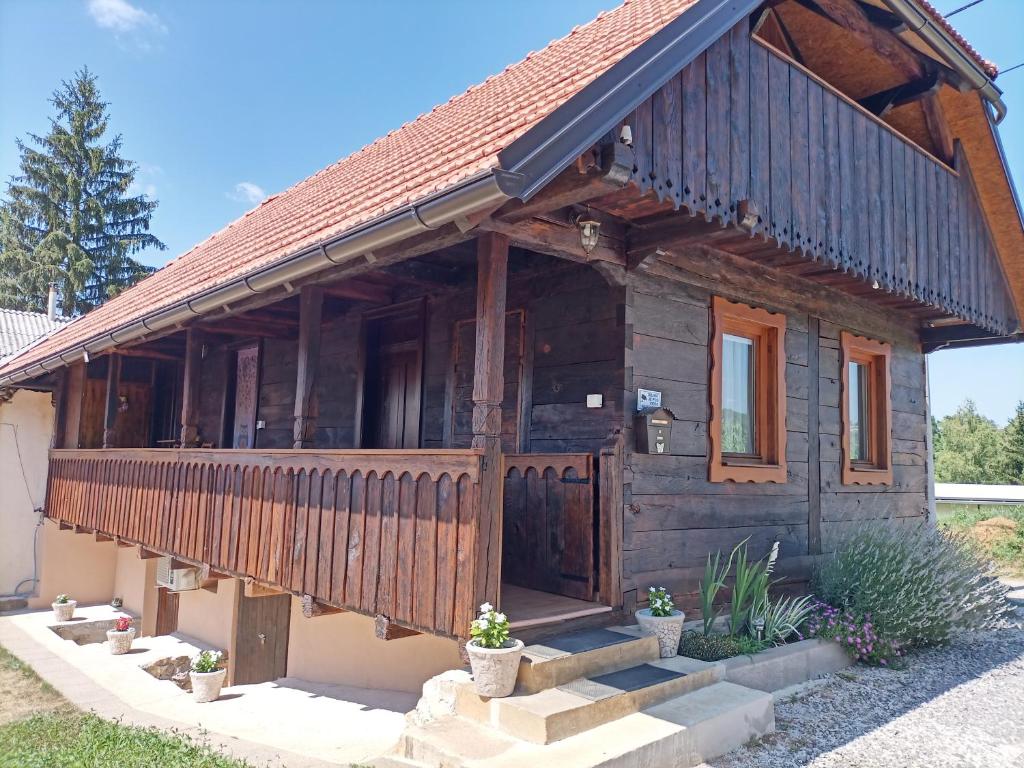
<box><xmin>586</xmin><ymin>394</ymin><xmax>603</xmax><ymax>408</ymax></box>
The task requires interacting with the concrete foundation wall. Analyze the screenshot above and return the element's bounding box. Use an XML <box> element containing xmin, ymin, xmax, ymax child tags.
<box><xmin>176</xmin><ymin>579</ymin><xmax>237</xmax><ymax>651</ymax></box>
<box><xmin>29</xmin><ymin>521</ymin><xmax>117</xmax><ymax>609</ymax></box>
<box><xmin>0</xmin><ymin>389</ymin><xmax>54</xmax><ymax>597</ymax></box>
<box><xmin>286</xmin><ymin>602</ymin><xmax>463</xmax><ymax>694</ymax></box>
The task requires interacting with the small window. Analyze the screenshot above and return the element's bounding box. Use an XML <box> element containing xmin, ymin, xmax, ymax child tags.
<box><xmin>840</xmin><ymin>331</ymin><xmax>892</xmax><ymax>485</ymax></box>
<box><xmin>710</xmin><ymin>297</ymin><xmax>787</xmax><ymax>483</ymax></box>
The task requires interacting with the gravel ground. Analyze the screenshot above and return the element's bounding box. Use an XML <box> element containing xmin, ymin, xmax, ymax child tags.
<box><xmin>707</xmin><ymin>591</ymin><xmax>1024</xmax><ymax>768</ymax></box>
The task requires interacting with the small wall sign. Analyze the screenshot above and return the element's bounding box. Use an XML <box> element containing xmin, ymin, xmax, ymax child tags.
<box><xmin>637</xmin><ymin>388</ymin><xmax>662</xmax><ymax>412</ymax></box>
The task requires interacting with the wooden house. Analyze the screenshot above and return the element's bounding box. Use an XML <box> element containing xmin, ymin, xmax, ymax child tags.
<box><xmin>2</xmin><ymin>0</ymin><xmax>1021</xmax><ymax>690</ymax></box>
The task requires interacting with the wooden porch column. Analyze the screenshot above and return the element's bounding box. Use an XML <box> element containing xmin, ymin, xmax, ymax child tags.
<box><xmin>179</xmin><ymin>327</ymin><xmax>203</xmax><ymax>447</ymax></box>
<box><xmin>471</xmin><ymin>232</ymin><xmax>509</xmax><ymax>608</ymax></box>
<box><xmin>102</xmin><ymin>353</ymin><xmax>121</xmax><ymax>448</ymax></box>
<box><xmin>293</xmin><ymin>286</ymin><xmax>323</xmax><ymax>449</ymax></box>
<box><xmin>57</xmin><ymin>362</ymin><xmax>86</xmax><ymax>449</ymax></box>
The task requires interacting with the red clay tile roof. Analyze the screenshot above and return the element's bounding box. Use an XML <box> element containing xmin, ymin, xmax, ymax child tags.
<box><xmin>916</xmin><ymin>0</ymin><xmax>998</xmax><ymax>78</ymax></box>
<box><xmin>0</xmin><ymin>0</ymin><xmax>698</xmax><ymax>378</ymax></box>
<box><xmin>0</xmin><ymin>0</ymin><xmax>999</xmax><ymax>378</ymax></box>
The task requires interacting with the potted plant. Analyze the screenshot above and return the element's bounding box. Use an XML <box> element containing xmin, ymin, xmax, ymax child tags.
<box><xmin>106</xmin><ymin>616</ymin><xmax>135</xmax><ymax>655</ymax></box>
<box><xmin>52</xmin><ymin>594</ymin><xmax>76</xmax><ymax>622</ymax></box>
<box><xmin>636</xmin><ymin>586</ymin><xmax>685</xmax><ymax>658</ymax></box>
<box><xmin>189</xmin><ymin>650</ymin><xmax>226</xmax><ymax>703</ymax></box>
<box><xmin>465</xmin><ymin>602</ymin><xmax>524</xmax><ymax>698</ymax></box>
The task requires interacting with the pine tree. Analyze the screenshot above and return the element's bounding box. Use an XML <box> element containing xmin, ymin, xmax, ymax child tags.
<box><xmin>0</xmin><ymin>68</ymin><xmax>163</xmax><ymax>315</ymax></box>
<box><xmin>998</xmin><ymin>401</ymin><xmax>1024</xmax><ymax>485</ymax></box>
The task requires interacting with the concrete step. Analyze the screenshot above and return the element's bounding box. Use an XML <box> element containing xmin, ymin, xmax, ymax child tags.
<box><xmin>0</xmin><ymin>597</ymin><xmax>28</xmax><ymax>613</ymax></box>
<box><xmin>516</xmin><ymin>626</ymin><xmax>660</xmax><ymax>694</ymax></box>
<box><xmin>458</xmin><ymin>655</ymin><xmax>723</xmax><ymax>744</ymax></box>
<box><xmin>397</xmin><ymin>681</ymin><xmax>773</xmax><ymax>768</ymax></box>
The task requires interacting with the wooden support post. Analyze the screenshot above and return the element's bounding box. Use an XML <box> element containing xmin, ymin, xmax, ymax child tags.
<box><xmin>292</xmin><ymin>286</ymin><xmax>324</xmax><ymax>449</ymax></box>
<box><xmin>180</xmin><ymin>327</ymin><xmax>203</xmax><ymax>447</ymax></box>
<box><xmin>598</xmin><ymin>436</ymin><xmax>625</xmax><ymax>608</ymax></box>
<box><xmin>60</xmin><ymin>362</ymin><xmax>86</xmax><ymax>449</ymax></box>
<box><xmin>471</xmin><ymin>232</ymin><xmax>508</xmax><ymax>611</ymax></box>
<box><xmin>102</xmin><ymin>353</ymin><xmax>120</xmax><ymax>448</ymax></box>
<box><xmin>807</xmin><ymin>317</ymin><xmax>822</xmax><ymax>555</ymax></box>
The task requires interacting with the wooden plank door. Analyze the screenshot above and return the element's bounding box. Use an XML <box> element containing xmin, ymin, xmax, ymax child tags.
<box><xmin>232</xmin><ymin>345</ymin><xmax>260</xmax><ymax>449</ymax></box>
<box><xmin>154</xmin><ymin>588</ymin><xmax>179</xmax><ymax>636</ymax></box>
<box><xmin>231</xmin><ymin>591</ymin><xmax>291</xmax><ymax>685</ymax></box>
<box><xmin>370</xmin><ymin>347</ymin><xmax>420</xmax><ymax>449</ymax></box>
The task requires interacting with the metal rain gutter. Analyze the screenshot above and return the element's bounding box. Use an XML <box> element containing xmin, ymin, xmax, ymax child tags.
<box><xmin>882</xmin><ymin>0</ymin><xmax>1007</xmax><ymax>123</ymax></box>
<box><xmin>0</xmin><ymin>168</ymin><xmax>524</xmax><ymax>386</ymax></box>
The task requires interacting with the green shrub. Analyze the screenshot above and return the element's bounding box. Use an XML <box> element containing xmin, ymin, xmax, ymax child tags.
<box><xmin>678</xmin><ymin>631</ymin><xmax>768</xmax><ymax>661</ymax></box>
<box><xmin>812</xmin><ymin>523</ymin><xmax>1011</xmax><ymax>647</ymax></box>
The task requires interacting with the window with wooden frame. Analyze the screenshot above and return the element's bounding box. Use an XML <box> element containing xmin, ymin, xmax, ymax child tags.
<box><xmin>709</xmin><ymin>296</ymin><xmax>787</xmax><ymax>483</ymax></box>
<box><xmin>840</xmin><ymin>332</ymin><xmax>893</xmax><ymax>485</ymax></box>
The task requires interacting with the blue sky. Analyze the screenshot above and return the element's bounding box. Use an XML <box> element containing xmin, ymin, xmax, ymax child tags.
<box><xmin>1</xmin><ymin>0</ymin><xmax>1022</xmax><ymax>424</ymax></box>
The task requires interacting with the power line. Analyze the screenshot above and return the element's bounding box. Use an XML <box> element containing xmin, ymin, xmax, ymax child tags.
<box><xmin>945</xmin><ymin>0</ymin><xmax>985</xmax><ymax>17</ymax></box>
<box><xmin>1000</xmin><ymin>62</ymin><xmax>1023</xmax><ymax>76</ymax></box>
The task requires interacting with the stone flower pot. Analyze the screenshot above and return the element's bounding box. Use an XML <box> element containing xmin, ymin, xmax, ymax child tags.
<box><xmin>52</xmin><ymin>600</ymin><xmax>76</xmax><ymax>623</ymax></box>
<box><xmin>636</xmin><ymin>608</ymin><xmax>685</xmax><ymax>658</ymax></box>
<box><xmin>106</xmin><ymin>628</ymin><xmax>135</xmax><ymax>655</ymax></box>
<box><xmin>190</xmin><ymin>668</ymin><xmax>227</xmax><ymax>703</ymax></box>
<box><xmin>466</xmin><ymin>638</ymin><xmax>525</xmax><ymax>698</ymax></box>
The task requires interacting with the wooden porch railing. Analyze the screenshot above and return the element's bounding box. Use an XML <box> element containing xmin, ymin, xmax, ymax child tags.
<box><xmin>45</xmin><ymin>448</ymin><xmax>492</xmax><ymax>639</ymax></box>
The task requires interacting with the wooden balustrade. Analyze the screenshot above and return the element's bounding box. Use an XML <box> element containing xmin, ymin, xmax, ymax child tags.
<box><xmin>45</xmin><ymin>448</ymin><xmax>491</xmax><ymax>638</ymax></box>
<box><xmin>501</xmin><ymin>453</ymin><xmax>595</xmax><ymax>601</ymax></box>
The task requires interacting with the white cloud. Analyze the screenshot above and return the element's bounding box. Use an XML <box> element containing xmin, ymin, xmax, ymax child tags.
<box><xmin>229</xmin><ymin>182</ymin><xmax>268</xmax><ymax>205</ymax></box>
<box><xmin>87</xmin><ymin>0</ymin><xmax>163</xmax><ymax>32</ymax></box>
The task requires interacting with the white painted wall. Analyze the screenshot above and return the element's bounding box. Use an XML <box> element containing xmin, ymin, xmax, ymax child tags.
<box><xmin>0</xmin><ymin>389</ymin><xmax>54</xmax><ymax>597</ymax></box>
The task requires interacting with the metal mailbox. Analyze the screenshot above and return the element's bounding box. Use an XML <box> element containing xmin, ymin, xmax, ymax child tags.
<box><xmin>635</xmin><ymin>407</ymin><xmax>674</xmax><ymax>454</ymax></box>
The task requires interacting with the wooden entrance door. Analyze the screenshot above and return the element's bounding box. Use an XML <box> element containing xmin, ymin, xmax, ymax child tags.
<box><xmin>154</xmin><ymin>588</ymin><xmax>179</xmax><ymax>635</ymax></box>
<box><xmin>232</xmin><ymin>345</ymin><xmax>260</xmax><ymax>449</ymax></box>
<box><xmin>231</xmin><ymin>591</ymin><xmax>290</xmax><ymax>685</ymax></box>
<box><xmin>360</xmin><ymin>304</ymin><xmax>423</xmax><ymax>449</ymax></box>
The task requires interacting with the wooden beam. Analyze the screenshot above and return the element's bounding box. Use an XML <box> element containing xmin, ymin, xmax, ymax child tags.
<box><xmin>243</xmin><ymin>579</ymin><xmax>285</xmax><ymax>598</ymax></box>
<box><xmin>858</xmin><ymin>72</ymin><xmax>941</xmax><ymax>117</ymax></box>
<box><xmin>58</xmin><ymin>521</ymin><xmax>74</xmax><ymax>531</ymax></box>
<box><xmin>301</xmin><ymin>594</ymin><xmax>344</xmax><ymax>618</ymax></box>
<box><xmin>115</xmin><ymin>537</ymin><xmax>134</xmax><ymax>548</ymax></box>
<box><xmin>199</xmin><ymin>564</ymin><xmax>232</xmax><ymax>581</ymax></box>
<box><xmin>477</xmin><ymin>216</ymin><xmax>625</xmax><ymax>267</ymax></box>
<box><xmin>60</xmin><ymin>362</ymin><xmax>85</xmax><ymax>449</ymax></box>
<box><xmin>293</xmin><ymin>286</ymin><xmax>323</xmax><ymax>449</ymax></box>
<box><xmin>180</xmin><ymin>327</ymin><xmax>203</xmax><ymax>447</ymax></box>
<box><xmin>102</xmin><ymin>353</ymin><xmax>120</xmax><ymax>448</ymax></box>
<box><xmin>921</xmin><ymin>94</ymin><xmax>954</xmax><ymax>164</ymax></box>
<box><xmin>94</xmin><ymin>532</ymin><xmax>114</xmax><ymax>543</ymax></box>
<box><xmin>374</xmin><ymin>614</ymin><xmax>420</xmax><ymax>640</ymax></box>
<box><xmin>321</xmin><ymin>278</ymin><xmax>392</xmax><ymax>304</ymax></box>
<box><xmin>496</xmin><ymin>142</ymin><xmax>633</xmax><ymax>223</ymax></box>
<box><xmin>137</xmin><ymin>546</ymin><xmax>162</xmax><ymax>559</ymax></box>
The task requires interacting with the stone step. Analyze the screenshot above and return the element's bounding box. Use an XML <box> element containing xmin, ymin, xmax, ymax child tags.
<box><xmin>396</xmin><ymin>681</ymin><xmax>773</xmax><ymax>768</ymax></box>
<box><xmin>458</xmin><ymin>655</ymin><xmax>723</xmax><ymax>744</ymax></box>
<box><xmin>516</xmin><ymin>626</ymin><xmax>660</xmax><ymax>694</ymax></box>
<box><xmin>0</xmin><ymin>597</ymin><xmax>28</xmax><ymax>613</ymax></box>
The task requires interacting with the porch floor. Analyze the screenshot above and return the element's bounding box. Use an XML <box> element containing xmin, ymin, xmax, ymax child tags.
<box><xmin>502</xmin><ymin>584</ymin><xmax>611</xmax><ymax>630</ymax></box>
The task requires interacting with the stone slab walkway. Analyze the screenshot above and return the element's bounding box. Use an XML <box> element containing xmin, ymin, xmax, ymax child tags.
<box><xmin>0</xmin><ymin>605</ymin><xmax>417</xmax><ymax>766</ymax></box>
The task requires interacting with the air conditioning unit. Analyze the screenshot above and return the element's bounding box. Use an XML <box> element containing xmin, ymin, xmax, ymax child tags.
<box><xmin>155</xmin><ymin>557</ymin><xmax>200</xmax><ymax>592</ymax></box>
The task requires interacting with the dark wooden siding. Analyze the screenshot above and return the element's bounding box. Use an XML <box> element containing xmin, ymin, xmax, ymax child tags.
<box><xmin>622</xmin><ymin>258</ymin><xmax>929</xmax><ymax>613</ymax></box>
<box><xmin>628</xmin><ymin>23</ymin><xmax>1016</xmax><ymax>336</ymax></box>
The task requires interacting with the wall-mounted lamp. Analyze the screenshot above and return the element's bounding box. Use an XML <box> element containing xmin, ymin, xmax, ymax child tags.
<box><xmin>118</xmin><ymin>395</ymin><xmax>129</xmax><ymax>413</ymax></box>
<box><xmin>575</xmin><ymin>211</ymin><xmax>601</xmax><ymax>255</ymax></box>
<box><xmin>736</xmin><ymin>199</ymin><xmax>760</xmax><ymax>233</ymax></box>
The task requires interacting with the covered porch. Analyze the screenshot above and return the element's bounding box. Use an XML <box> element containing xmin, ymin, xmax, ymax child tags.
<box><xmin>43</xmin><ymin>232</ymin><xmax>627</xmax><ymax>644</ymax></box>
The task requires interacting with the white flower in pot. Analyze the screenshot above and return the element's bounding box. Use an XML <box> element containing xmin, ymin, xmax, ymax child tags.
<box><xmin>189</xmin><ymin>650</ymin><xmax>226</xmax><ymax>703</ymax></box>
<box><xmin>106</xmin><ymin>615</ymin><xmax>135</xmax><ymax>655</ymax></box>
<box><xmin>52</xmin><ymin>594</ymin><xmax>76</xmax><ymax>623</ymax></box>
<box><xmin>636</xmin><ymin>586</ymin><xmax>685</xmax><ymax>658</ymax></box>
<box><xmin>465</xmin><ymin>602</ymin><xmax>524</xmax><ymax>697</ymax></box>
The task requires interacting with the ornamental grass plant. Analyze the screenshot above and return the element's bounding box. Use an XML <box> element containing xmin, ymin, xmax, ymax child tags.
<box><xmin>812</xmin><ymin>523</ymin><xmax>1012</xmax><ymax>648</ymax></box>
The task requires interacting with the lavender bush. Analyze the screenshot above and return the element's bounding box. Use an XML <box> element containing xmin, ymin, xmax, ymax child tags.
<box><xmin>812</xmin><ymin>523</ymin><xmax>1011</xmax><ymax>647</ymax></box>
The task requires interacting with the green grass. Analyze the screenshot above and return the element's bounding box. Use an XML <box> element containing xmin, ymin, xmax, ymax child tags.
<box><xmin>0</xmin><ymin>643</ymin><xmax>254</xmax><ymax>768</ymax></box>
<box><xmin>939</xmin><ymin>504</ymin><xmax>1024</xmax><ymax>575</ymax></box>
<box><xmin>0</xmin><ymin>712</ymin><xmax>255</xmax><ymax>768</ymax></box>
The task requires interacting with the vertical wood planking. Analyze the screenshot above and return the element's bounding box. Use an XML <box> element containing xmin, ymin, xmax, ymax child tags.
<box><xmin>705</xmin><ymin>34</ymin><xmax>731</xmax><ymax>223</ymax></box>
<box><xmin>879</xmin><ymin>129</ymin><xmax>894</xmax><ymax>290</ymax></box>
<box><xmin>632</xmin><ymin>98</ymin><xmax>654</xmax><ymax>193</ymax></box>
<box><xmin>807</xmin><ymin>80</ymin><xmax>825</xmax><ymax>261</ymax></box>
<box><xmin>682</xmin><ymin>51</ymin><xmax>707</xmax><ymax>218</ymax></box>
<box><xmin>789</xmin><ymin>67</ymin><xmax>810</xmax><ymax>254</ymax></box>
<box><xmin>728</xmin><ymin>21</ymin><xmax>749</xmax><ymax>227</ymax></box>
<box><xmin>768</xmin><ymin>53</ymin><xmax>791</xmax><ymax>249</ymax></box>
<box><xmin>822</xmin><ymin>91</ymin><xmax>841</xmax><ymax>269</ymax></box>
<box><xmin>748</xmin><ymin>40</ymin><xmax>770</xmax><ymax>238</ymax></box>
<box><xmin>653</xmin><ymin>73</ymin><xmax>682</xmax><ymax>207</ymax></box>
